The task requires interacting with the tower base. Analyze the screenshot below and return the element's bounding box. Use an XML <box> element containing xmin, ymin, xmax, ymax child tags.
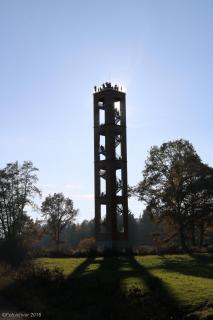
<box><xmin>96</xmin><ymin>239</ymin><xmax>130</xmax><ymax>252</ymax></box>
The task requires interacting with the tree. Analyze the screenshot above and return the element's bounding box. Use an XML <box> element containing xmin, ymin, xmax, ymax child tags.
<box><xmin>41</xmin><ymin>193</ymin><xmax>78</xmax><ymax>250</ymax></box>
<box><xmin>135</xmin><ymin>139</ymin><xmax>213</xmax><ymax>250</ymax></box>
<box><xmin>137</xmin><ymin>210</ymin><xmax>162</xmax><ymax>246</ymax></box>
<box><xmin>21</xmin><ymin>216</ymin><xmax>42</xmax><ymax>247</ymax></box>
<box><xmin>186</xmin><ymin>163</ymin><xmax>213</xmax><ymax>247</ymax></box>
<box><xmin>0</xmin><ymin>161</ymin><xmax>41</xmax><ymax>241</ymax></box>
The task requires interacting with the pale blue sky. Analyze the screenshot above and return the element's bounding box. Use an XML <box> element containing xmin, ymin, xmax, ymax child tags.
<box><xmin>0</xmin><ymin>0</ymin><xmax>212</xmax><ymax>222</ymax></box>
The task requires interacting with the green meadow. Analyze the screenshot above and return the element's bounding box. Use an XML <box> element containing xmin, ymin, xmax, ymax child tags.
<box><xmin>1</xmin><ymin>254</ymin><xmax>213</xmax><ymax>319</ymax></box>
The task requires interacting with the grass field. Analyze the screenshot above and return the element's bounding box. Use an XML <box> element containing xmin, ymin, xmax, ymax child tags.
<box><xmin>1</xmin><ymin>254</ymin><xmax>213</xmax><ymax>319</ymax></box>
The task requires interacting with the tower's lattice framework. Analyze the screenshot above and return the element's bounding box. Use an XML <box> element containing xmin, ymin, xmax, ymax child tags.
<box><xmin>94</xmin><ymin>82</ymin><xmax>128</xmax><ymax>248</ymax></box>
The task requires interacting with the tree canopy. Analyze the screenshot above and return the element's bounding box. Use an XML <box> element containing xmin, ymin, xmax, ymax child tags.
<box><xmin>41</xmin><ymin>193</ymin><xmax>78</xmax><ymax>250</ymax></box>
<box><xmin>0</xmin><ymin>161</ymin><xmax>41</xmax><ymax>241</ymax></box>
<box><xmin>135</xmin><ymin>139</ymin><xmax>213</xmax><ymax>249</ymax></box>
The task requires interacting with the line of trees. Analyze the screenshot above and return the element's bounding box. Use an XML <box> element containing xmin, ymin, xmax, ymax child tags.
<box><xmin>0</xmin><ymin>161</ymin><xmax>78</xmax><ymax>263</ymax></box>
<box><xmin>0</xmin><ymin>139</ymin><xmax>213</xmax><ymax>262</ymax></box>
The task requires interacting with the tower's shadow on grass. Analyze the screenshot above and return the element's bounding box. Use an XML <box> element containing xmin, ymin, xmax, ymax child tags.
<box><xmin>158</xmin><ymin>253</ymin><xmax>213</xmax><ymax>279</ymax></box>
<box><xmin>5</xmin><ymin>256</ymin><xmax>184</xmax><ymax>320</ymax></box>
<box><xmin>56</xmin><ymin>255</ymin><xmax>182</xmax><ymax>320</ymax></box>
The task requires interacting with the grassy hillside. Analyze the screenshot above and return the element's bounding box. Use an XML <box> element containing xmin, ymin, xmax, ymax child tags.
<box><xmin>1</xmin><ymin>254</ymin><xmax>213</xmax><ymax>319</ymax></box>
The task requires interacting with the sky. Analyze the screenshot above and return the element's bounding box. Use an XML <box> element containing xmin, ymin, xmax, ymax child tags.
<box><xmin>0</xmin><ymin>0</ymin><xmax>212</xmax><ymax>222</ymax></box>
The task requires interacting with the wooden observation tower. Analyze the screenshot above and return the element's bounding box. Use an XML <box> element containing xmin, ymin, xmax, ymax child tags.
<box><xmin>93</xmin><ymin>82</ymin><xmax>129</xmax><ymax>249</ymax></box>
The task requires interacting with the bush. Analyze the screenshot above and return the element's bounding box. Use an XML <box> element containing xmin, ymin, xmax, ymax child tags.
<box><xmin>133</xmin><ymin>245</ymin><xmax>156</xmax><ymax>255</ymax></box>
<box><xmin>16</xmin><ymin>263</ymin><xmax>64</xmax><ymax>286</ymax></box>
<box><xmin>77</xmin><ymin>237</ymin><xmax>96</xmax><ymax>254</ymax></box>
<box><xmin>132</xmin><ymin>244</ymin><xmax>188</xmax><ymax>255</ymax></box>
<box><xmin>189</xmin><ymin>246</ymin><xmax>208</xmax><ymax>254</ymax></box>
<box><xmin>0</xmin><ymin>239</ymin><xmax>29</xmax><ymax>266</ymax></box>
<box><xmin>207</xmin><ymin>245</ymin><xmax>213</xmax><ymax>253</ymax></box>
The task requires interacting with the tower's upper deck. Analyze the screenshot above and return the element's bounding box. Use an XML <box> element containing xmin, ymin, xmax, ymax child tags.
<box><xmin>94</xmin><ymin>82</ymin><xmax>124</xmax><ymax>94</ymax></box>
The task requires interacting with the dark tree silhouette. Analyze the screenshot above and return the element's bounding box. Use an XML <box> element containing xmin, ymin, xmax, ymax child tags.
<box><xmin>134</xmin><ymin>139</ymin><xmax>213</xmax><ymax>250</ymax></box>
<box><xmin>41</xmin><ymin>193</ymin><xmax>78</xmax><ymax>250</ymax></box>
<box><xmin>0</xmin><ymin>161</ymin><xmax>41</xmax><ymax>241</ymax></box>
<box><xmin>186</xmin><ymin>163</ymin><xmax>213</xmax><ymax>246</ymax></box>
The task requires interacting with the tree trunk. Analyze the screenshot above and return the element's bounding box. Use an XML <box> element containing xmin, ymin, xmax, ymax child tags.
<box><xmin>199</xmin><ymin>221</ymin><xmax>204</xmax><ymax>248</ymax></box>
<box><xmin>56</xmin><ymin>225</ymin><xmax>60</xmax><ymax>251</ymax></box>
<box><xmin>179</xmin><ymin>223</ymin><xmax>187</xmax><ymax>251</ymax></box>
<box><xmin>191</xmin><ymin>223</ymin><xmax>196</xmax><ymax>247</ymax></box>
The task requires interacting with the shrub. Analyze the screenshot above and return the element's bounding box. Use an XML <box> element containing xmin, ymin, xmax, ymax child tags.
<box><xmin>133</xmin><ymin>245</ymin><xmax>156</xmax><ymax>255</ymax></box>
<box><xmin>0</xmin><ymin>239</ymin><xmax>29</xmax><ymax>266</ymax></box>
<box><xmin>16</xmin><ymin>263</ymin><xmax>64</xmax><ymax>286</ymax></box>
<box><xmin>77</xmin><ymin>237</ymin><xmax>96</xmax><ymax>253</ymax></box>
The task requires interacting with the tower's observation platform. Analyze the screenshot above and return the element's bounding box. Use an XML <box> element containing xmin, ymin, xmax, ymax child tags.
<box><xmin>94</xmin><ymin>82</ymin><xmax>124</xmax><ymax>93</ymax></box>
<box><xmin>93</xmin><ymin>82</ymin><xmax>128</xmax><ymax>249</ymax></box>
